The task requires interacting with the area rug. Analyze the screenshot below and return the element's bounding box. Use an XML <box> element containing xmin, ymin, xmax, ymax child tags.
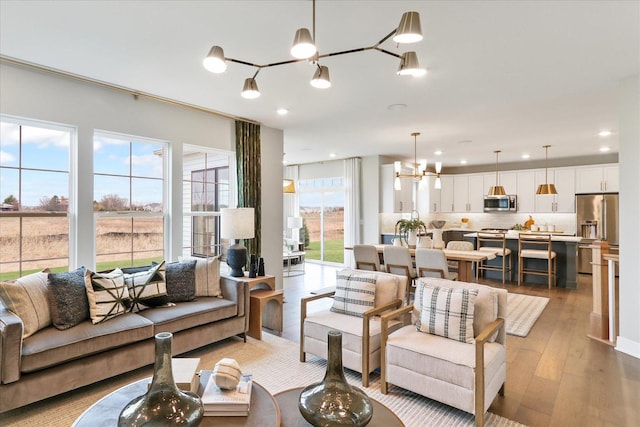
<box><xmin>1</xmin><ymin>333</ymin><xmax>525</xmax><ymax>427</ymax></box>
<box><xmin>506</xmin><ymin>293</ymin><xmax>549</xmax><ymax>337</ymax></box>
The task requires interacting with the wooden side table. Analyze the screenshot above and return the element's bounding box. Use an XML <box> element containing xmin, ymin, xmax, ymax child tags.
<box><xmin>249</xmin><ymin>289</ymin><xmax>284</xmax><ymax>340</ymax></box>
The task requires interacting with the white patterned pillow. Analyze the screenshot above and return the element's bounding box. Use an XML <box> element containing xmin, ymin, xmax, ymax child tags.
<box><xmin>330</xmin><ymin>270</ymin><xmax>376</xmax><ymax>317</ymax></box>
<box><xmin>178</xmin><ymin>256</ymin><xmax>221</xmax><ymax>297</ymax></box>
<box><xmin>85</xmin><ymin>269</ymin><xmax>130</xmax><ymax>324</ymax></box>
<box><xmin>0</xmin><ymin>269</ymin><xmax>51</xmax><ymax>338</ymax></box>
<box><xmin>416</xmin><ymin>282</ymin><xmax>478</xmax><ymax>343</ymax></box>
<box><xmin>123</xmin><ymin>261</ymin><xmax>167</xmax><ymax>312</ymax></box>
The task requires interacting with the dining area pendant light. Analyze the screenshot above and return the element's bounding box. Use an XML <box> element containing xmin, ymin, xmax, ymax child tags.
<box><xmin>536</xmin><ymin>145</ymin><xmax>558</xmax><ymax>195</ymax></box>
<box><xmin>488</xmin><ymin>150</ymin><xmax>506</xmax><ymax>196</ymax></box>
<box><xmin>202</xmin><ymin>0</ymin><xmax>425</xmax><ymax>98</ymax></box>
<box><xmin>394</xmin><ymin>132</ymin><xmax>442</xmax><ymax>191</ymax></box>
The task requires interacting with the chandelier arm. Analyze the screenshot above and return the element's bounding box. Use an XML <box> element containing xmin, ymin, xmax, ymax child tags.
<box><xmin>374</xmin><ymin>47</ymin><xmax>403</xmax><ymax>59</ymax></box>
<box><xmin>376</xmin><ymin>29</ymin><xmax>398</xmax><ymax>46</ymax></box>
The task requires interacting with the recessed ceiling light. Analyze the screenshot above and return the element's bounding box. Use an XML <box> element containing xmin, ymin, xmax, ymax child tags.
<box><xmin>598</xmin><ymin>130</ymin><xmax>612</xmax><ymax>137</ymax></box>
<box><xmin>387</xmin><ymin>103</ymin><xmax>407</xmax><ymax>111</ymax></box>
<box><xmin>460</xmin><ymin>159</ymin><xmax>467</xmax><ymax>165</ymax></box>
<box><xmin>599</xmin><ymin>146</ymin><xmax>611</xmax><ymax>152</ymax></box>
<box><xmin>521</xmin><ymin>153</ymin><xmax>530</xmax><ymax>159</ymax></box>
<box><xmin>329</xmin><ymin>152</ymin><xmax>336</xmax><ymax>158</ymax></box>
<box><xmin>434</xmin><ymin>150</ymin><xmax>443</xmax><ymax>156</ymax></box>
<box><xmin>277</xmin><ymin>108</ymin><xmax>288</xmax><ymax>116</ymax></box>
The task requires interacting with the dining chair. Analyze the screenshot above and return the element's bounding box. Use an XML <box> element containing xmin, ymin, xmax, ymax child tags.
<box><xmin>383</xmin><ymin>245</ymin><xmax>417</xmax><ymax>305</ymax></box>
<box><xmin>518</xmin><ymin>233</ymin><xmax>556</xmax><ymax>288</ymax></box>
<box><xmin>445</xmin><ymin>240</ymin><xmax>476</xmax><ymax>279</ymax></box>
<box><xmin>353</xmin><ymin>244</ymin><xmax>382</xmax><ymax>271</ymax></box>
<box><xmin>476</xmin><ymin>232</ymin><xmax>512</xmax><ymax>285</ymax></box>
<box><xmin>414</xmin><ymin>248</ymin><xmax>458</xmax><ymax>281</ymax></box>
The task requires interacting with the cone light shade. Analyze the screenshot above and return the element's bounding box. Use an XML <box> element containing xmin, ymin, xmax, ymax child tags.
<box><xmin>283</xmin><ymin>179</ymin><xmax>296</xmax><ymax>193</ymax></box>
<box><xmin>291</xmin><ymin>28</ymin><xmax>316</xmax><ymax>59</ymax></box>
<box><xmin>393</xmin><ymin>11</ymin><xmax>423</xmax><ymax>43</ymax></box>
<box><xmin>310</xmin><ymin>65</ymin><xmax>331</xmax><ymax>88</ymax></box>
<box><xmin>241</xmin><ymin>78</ymin><xmax>260</xmax><ymax>99</ymax></box>
<box><xmin>202</xmin><ymin>46</ymin><xmax>227</xmax><ymax>73</ymax></box>
<box><xmin>397</xmin><ymin>51</ymin><xmax>426</xmax><ymax>77</ymax></box>
<box><xmin>536</xmin><ymin>145</ymin><xmax>558</xmax><ymax>195</ymax></box>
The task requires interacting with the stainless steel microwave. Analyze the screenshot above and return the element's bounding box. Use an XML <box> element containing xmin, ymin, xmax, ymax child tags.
<box><xmin>483</xmin><ymin>195</ymin><xmax>517</xmax><ymax>212</ymax></box>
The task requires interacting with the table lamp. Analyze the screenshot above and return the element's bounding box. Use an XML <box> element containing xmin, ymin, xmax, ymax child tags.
<box><xmin>221</xmin><ymin>207</ymin><xmax>255</xmax><ymax>277</ymax></box>
<box><xmin>287</xmin><ymin>216</ymin><xmax>303</xmax><ymax>246</ymax></box>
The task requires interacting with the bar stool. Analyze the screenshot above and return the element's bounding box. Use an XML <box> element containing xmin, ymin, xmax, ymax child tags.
<box><xmin>383</xmin><ymin>245</ymin><xmax>417</xmax><ymax>305</ymax></box>
<box><xmin>518</xmin><ymin>233</ymin><xmax>556</xmax><ymax>288</ymax></box>
<box><xmin>477</xmin><ymin>232</ymin><xmax>512</xmax><ymax>285</ymax></box>
<box><xmin>353</xmin><ymin>244</ymin><xmax>382</xmax><ymax>271</ymax></box>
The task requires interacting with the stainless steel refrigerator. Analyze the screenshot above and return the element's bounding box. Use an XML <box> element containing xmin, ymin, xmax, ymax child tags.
<box><xmin>576</xmin><ymin>193</ymin><xmax>619</xmax><ymax>274</ymax></box>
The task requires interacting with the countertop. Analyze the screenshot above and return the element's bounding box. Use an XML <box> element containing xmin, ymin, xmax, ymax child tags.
<box><xmin>464</xmin><ymin>231</ymin><xmax>582</xmax><ymax>243</ymax></box>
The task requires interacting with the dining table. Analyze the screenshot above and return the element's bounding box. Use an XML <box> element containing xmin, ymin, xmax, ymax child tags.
<box><xmin>364</xmin><ymin>244</ymin><xmax>497</xmax><ymax>283</ymax></box>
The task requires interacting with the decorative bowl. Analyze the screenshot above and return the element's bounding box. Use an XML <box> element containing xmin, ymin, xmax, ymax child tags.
<box><xmin>431</xmin><ymin>220</ymin><xmax>446</xmax><ymax>229</ymax></box>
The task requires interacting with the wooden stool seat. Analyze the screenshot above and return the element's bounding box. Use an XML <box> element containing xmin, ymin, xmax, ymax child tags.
<box><xmin>249</xmin><ymin>289</ymin><xmax>284</xmax><ymax>340</ymax></box>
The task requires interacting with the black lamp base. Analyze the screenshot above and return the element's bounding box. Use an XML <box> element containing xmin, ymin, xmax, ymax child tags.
<box><xmin>226</xmin><ymin>243</ymin><xmax>247</xmax><ymax>277</ymax></box>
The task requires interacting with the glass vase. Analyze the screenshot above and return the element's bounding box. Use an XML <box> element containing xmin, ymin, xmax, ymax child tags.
<box><xmin>118</xmin><ymin>332</ymin><xmax>204</xmax><ymax>426</ymax></box>
<box><xmin>298</xmin><ymin>330</ymin><xmax>373</xmax><ymax>426</ymax></box>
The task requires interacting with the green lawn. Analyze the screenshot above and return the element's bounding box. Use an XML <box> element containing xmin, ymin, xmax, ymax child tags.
<box><xmin>305</xmin><ymin>239</ymin><xmax>344</xmax><ymax>263</ymax></box>
<box><xmin>0</xmin><ymin>257</ymin><xmax>162</xmax><ymax>281</ymax></box>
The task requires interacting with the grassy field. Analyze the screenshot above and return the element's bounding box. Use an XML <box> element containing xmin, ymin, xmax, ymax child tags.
<box><xmin>305</xmin><ymin>239</ymin><xmax>344</xmax><ymax>263</ymax></box>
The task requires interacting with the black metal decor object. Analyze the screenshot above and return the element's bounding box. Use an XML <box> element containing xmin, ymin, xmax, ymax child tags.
<box><xmin>257</xmin><ymin>257</ymin><xmax>265</xmax><ymax>276</ymax></box>
<box><xmin>249</xmin><ymin>254</ymin><xmax>258</xmax><ymax>278</ymax></box>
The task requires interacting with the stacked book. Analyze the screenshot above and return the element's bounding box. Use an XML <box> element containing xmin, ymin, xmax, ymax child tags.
<box><xmin>200</xmin><ymin>372</ymin><xmax>253</xmax><ymax>416</ymax></box>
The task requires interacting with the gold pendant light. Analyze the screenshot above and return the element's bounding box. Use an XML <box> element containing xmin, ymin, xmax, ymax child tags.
<box><xmin>487</xmin><ymin>150</ymin><xmax>506</xmax><ymax>195</ymax></box>
<box><xmin>536</xmin><ymin>145</ymin><xmax>558</xmax><ymax>195</ymax></box>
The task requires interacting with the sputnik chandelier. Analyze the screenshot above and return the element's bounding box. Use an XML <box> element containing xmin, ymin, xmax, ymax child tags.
<box><xmin>202</xmin><ymin>0</ymin><xmax>426</xmax><ymax>98</ymax></box>
<box><xmin>394</xmin><ymin>132</ymin><xmax>442</xmax><ymax>191</ymax></box>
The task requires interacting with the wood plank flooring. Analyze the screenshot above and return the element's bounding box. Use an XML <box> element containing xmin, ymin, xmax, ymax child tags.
<box><xmin>276</xmin><ymin>263</ymin><xmax>640</xmax><ymax>427</ymax></box>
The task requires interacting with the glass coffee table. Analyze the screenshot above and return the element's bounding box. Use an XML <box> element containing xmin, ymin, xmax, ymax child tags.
<box><xmin>73</xmin><ymin>371</ymin><xmax>280</xmax><ymax>427</ymax></box>
<box><xmin>274</xmin><ymin>387</ymin><xmax>404</xmax><ymax>426</ymax></box>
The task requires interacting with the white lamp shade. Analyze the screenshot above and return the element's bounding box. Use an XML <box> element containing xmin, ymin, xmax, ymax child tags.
<box><xmin>291</xmin><ymin>28</ymin><xmax>316</xmax><ymax>59</ymax></box>
<box><xmin>221</xmin><ymin>208</ymin><xmax>255</xmax><ymax>239</ymax></box>
<box><xmin>310</xmin><ymin>65</ymin><xmax>331</xmax><ymax>89</ymax></box>
<box><xmin>287</xmin><ymin>216</ymin><xmax>303</xmax><ymax>229</ymax></box>
<box><xmin>393</xmin><ymin>11</ymin><xmax>423</xmax><ymax>44</ymax></box>
<box><xmin>203</xmin><ymin>45</ymin><xmax>227</xmax><ymax>73</ymax></box>
<box><xmin>241</xmin><ymin>78</ymin><xmax>260</xmax><ymax>99</ymax></box>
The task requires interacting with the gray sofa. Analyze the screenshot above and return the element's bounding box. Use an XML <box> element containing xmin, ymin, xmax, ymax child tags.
<box><xmin>0</xmin><ymin>275</ymin><xmax>249</xmax><ymax>413</ymax></box>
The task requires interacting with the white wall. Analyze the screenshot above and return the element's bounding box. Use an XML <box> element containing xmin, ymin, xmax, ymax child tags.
<box><xmin>0</xmin><ymin>62</ymin><xmax>283</xmax><ymax>280</ymax></box>
<box><xmin>361</xmin><ymin>156</ymin><xmax>382</xmax><ymax>244</ymax></box>
<box><xmin>616</xmin><ymin>74</ymin><xmax>640</xmax><ymax>358</ymax></box>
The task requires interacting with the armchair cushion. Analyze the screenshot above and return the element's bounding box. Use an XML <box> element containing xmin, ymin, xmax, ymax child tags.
<box><xmin>416</xmin><ymin>282</ymin><xmax>478</xmax><ymax>343</ymax></box>
<box><xmin>331</xmin><ymin>271</ymin><xmax>376</xmax><ymax>317</ymax></box>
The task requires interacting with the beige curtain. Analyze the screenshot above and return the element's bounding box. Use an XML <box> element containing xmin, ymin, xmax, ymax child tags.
<box><xmin>235</xmin><ymin>120</ymin><xmax>261</xmax><ymax>260</ymax></box>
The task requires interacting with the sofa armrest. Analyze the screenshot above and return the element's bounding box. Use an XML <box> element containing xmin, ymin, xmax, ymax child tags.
<box><xmin>0</xmin><ymin>306</ymin><xmax>23</xmax><ymax>384</ymax></box>
<box><xmin>219</xmin><ymin>276</ymin><xmax>250</xmax><ymax>320</ymax></box>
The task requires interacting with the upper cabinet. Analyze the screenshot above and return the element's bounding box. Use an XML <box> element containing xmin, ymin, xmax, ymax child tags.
<box><xmin>575</xmin><ymin>164</ymin><xmax>619</xmax><ymax>193</ymax></box>
<box><xmin>417</xmin><ymin>176</ymin><xmax>443</xmax><ymax>213</ymax></box>
<box><xmin>534</xmin><ymin>167</ymin><xmax>576</xmax><ymax>212</ymax></box>
<box><xmin>380</xmin><ymin>164</ymin><xmax>414</xmax><ymax>213</ymax></box>
<box><xmin>439</xmin><ymin>176</ymin><xmax>455</xmax><ymax>213</ymax></box>
<box><xmin>515</xmin><ymin>170</ymin><xmax>536</xmax><ymax>213</ymax></box>
<box><xmin>453</xmin><ymin>174</ymin><xmax>484</xmax><ymax>213</ymax></box>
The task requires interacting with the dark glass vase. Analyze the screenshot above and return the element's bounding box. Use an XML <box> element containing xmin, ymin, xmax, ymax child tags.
<box><xmin>298</xmin><ymin>330</ymin><xmax>373</xmax><ymax>426</ymax></box>
<box><xmin>118</xmin><ymin>332</ymin><xmax>204</xmax><ymax>426</ymax></box>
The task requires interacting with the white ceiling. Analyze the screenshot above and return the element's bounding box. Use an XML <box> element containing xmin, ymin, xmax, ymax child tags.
<box><xmin>1</xmin><ymin>1</ymin><xmax>638</xmax><ymax>169</ymax></box>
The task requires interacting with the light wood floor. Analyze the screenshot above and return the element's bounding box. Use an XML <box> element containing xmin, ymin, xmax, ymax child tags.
<box><xmin>278</xmin><ymin>263</ymin><xmax>640</xmax><ymax>427</ymax></box>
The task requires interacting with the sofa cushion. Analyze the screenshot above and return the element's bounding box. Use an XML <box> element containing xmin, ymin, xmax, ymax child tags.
<box><xmin>0</xmin><ymin>269</ymin><xmax>51</xmax><ymax>338</ymax></box>
<box><xmin>123</xmin><ymin>261</ymin><xmax>167</xmax><ymax>311</ymax></box>
<box><xmin>386</xmin><ymin>325</ymin><xmax>506</xmax><ymax>390</ymax></box>
<box><xmin>179</xmin><ymin>256</ymin><xmax>221</xmax><ymax>297</ymax></box>
<box><xmin>48</xmin><ymin>267</ymin><xmax>89</xmax><ymax>330</ymax></box>
<box><xmin>138</xmin><ymin>297</ymin><xmax>237</xmax><ymax>333</ymax></box>
<box><xmin>416</xmin><ymin>282</ymin><xmax>478</xmax><ymax>343</ymax></box>
<box><xmin>20</xmin><ymin>313</ymin><xmax>154</xmax><ymax>373</ymax></box>
<box><xmin>331</xmin><ymin>270</ymin><xmax>376</xmax><ymax>317</ymax></box>
<box><xmin>85</xmin><ymin>269</ymin><xmax>130</xmax><ymax>324</ymax></box>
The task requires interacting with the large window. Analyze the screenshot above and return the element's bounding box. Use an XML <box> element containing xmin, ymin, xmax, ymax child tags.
<box><xmin>0</xmin><ymin>118</ymin><xmax>73</xmax><ymax>280</ymax></box>
<box><xmin>93</xmin><ymin>132</ymin><xmax>166</xmax><ymax>271</ymax></box>
<box><xmin>182</xmin><ymin>147</ymin><xmax>231</xmax><ymax>258</ymax></box>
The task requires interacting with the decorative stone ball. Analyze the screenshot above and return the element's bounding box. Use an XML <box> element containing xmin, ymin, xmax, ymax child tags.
<box><xmin>212</xmin><ymin>358</ymin><xmax>242</xmax><ymax>390</ymax></box>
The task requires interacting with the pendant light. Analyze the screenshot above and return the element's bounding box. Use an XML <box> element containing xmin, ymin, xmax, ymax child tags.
<box><xmin>487</xmin><ymin>150</ymin><xmax>506</xmax><ymax>195</ymax></box>
<box><xmin>536</xmin><ymin>145</ymin><xmax>558</xmax><ymax>195</ymax></box>
<box><xmin>394</xmin><ymin>132</ymin><xmax>442</xmax><ymax>190</ymax></box>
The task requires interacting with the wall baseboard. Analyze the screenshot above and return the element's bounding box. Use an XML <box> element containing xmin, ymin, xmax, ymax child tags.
<box><xmin>615</xmin><ymin>336</ymin><xmax>640</xmax><ymax>360</ymax></box>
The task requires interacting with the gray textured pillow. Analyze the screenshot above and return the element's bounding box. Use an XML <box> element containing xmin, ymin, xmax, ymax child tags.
<box><xmin>48</xmin><ymin>267</ymin><xmax>89</xmax><ymax>330</ymax></box>
<box><xmin>164</xmin><ymin>259</ymin><xmax>197</xmax><ymax>302</ymax></box>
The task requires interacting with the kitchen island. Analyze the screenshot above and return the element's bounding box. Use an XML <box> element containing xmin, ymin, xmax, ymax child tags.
<box><xmin>464</xmin><ymin>232</ymin><xmax>581</xmax><ymax>289</ymax></box>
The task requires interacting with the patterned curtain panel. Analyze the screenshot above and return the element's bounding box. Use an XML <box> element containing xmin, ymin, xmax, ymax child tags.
<box><xmin>235</xmin><ymin>120</ymin><xmax>261</xmax><ymax>260</ymax></box>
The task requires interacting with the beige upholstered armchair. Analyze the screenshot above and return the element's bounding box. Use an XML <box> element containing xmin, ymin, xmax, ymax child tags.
<box><xmin>300</xmin><ymin>269</ymin><xmax>408</xmax><ymax>387</ymax></box>
<box><xmin>380</xmin><ymin>277</ymin><xmax>507</xmax><ymax>427</ymax></box>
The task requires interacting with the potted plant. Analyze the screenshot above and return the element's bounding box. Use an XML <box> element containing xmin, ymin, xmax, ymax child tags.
<box><xmin>394</xmin><ymin>218</ymin><xmax>427</xmax><ymax>248</ymax></box>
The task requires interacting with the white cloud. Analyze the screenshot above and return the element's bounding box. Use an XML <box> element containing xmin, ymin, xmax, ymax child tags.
<box><xmin>0</xmin><ymin>150</ymin><xmax>16</xmax><ymax>165</ymax></box>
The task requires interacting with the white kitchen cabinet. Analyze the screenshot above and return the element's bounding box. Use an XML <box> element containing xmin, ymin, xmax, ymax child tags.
<box><xmin>380</xmin><ymin>164</ymin><xmax>414</xmax><ymax>213</ymax></box>
<box><xmin>453</xmin><ymin>174</ymin><xmax>484</xmax><ymax>213</ymax></box>
<box><xmin>575</xmin><ymin>164</ymin><xmax>619</xmax><ymax>193</ymax></box>
<box><xmin>516</xmin><ymin>170</ymin><xmax>536</xmax><ymax>213</ymax></box>
<box><xmin>497</xmin><ymin>171</ymin><xmax>518</xmax><ymax>195</ymax></box>
<box><xmin>417</xmin><ymin>176</ymin><xmax>442</xmax><ymax>213</ymax></box>
<box><xmin>439</xmin><ymin>175</ymin><xmax>455</xmax><ymax>213</ymax></box>
<box><xmin>534</xmin><ymin>167</ymin><xmax>576</xmax><ymax>212</ymax></box>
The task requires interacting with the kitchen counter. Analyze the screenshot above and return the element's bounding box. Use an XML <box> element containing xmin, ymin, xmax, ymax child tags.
<box><xmin>464</xmin><ymin>232</ymin><xmax>579</xmax><ymax>289</ymax></box>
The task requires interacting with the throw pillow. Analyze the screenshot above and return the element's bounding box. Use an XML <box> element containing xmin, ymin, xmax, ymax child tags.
<box><xmin>48</xmin><ymin>267</ymin><xmax>89</xmax><ymax>330</ymax></box>
<box><xmin>416</xmin><ymin>282</ymin><xmax>478</xmax><ymax>343</ymax></box>
<box><xmin>85</xmin><ymin>269</ymin><xmax>130</xmax><ymax>324</ymax></box>
<box><xmin>330</xmin><ymin>270</ymin><xmax>376</xmax><ymax>317</ymax></box>
<box><xmin>178</xmin><ymin>256</ymin><xmax>221</xmax><ymax>297</ymax></box>
<box><xmin>164</xmin><ymin>259</ymin><xmax>197</xmax><ymax>302</ymax></box>
<box><xmin>0</xmin><ymin>269</ymin><xmax>51</xmax><ymax>338</ymax></box>
<box><xmin>123</xmin><ymin>261</ymin><xmax>167</xmax><ymax>311</ymax></box>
